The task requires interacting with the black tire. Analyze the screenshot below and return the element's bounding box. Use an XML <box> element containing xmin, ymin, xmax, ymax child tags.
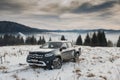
<box><xmin>50</xmin><ymin>58</ymin><xmax>62</xmax><ymax>69</ymax></box>
<box><xmin>29</xmin><ymin>64</ymin><xmax>36</xmax><ymax>68</ymax></box>
<box><xmin>73</xmin><ymin>53</ymin><xmax>79</xmax><ymax>62</ymax></box>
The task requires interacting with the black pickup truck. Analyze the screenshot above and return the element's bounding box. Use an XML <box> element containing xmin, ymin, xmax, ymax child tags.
<box><xmin>27</xmin><ymin>41</ymin><xmax>81</xmax><ymax>69</ymax></box>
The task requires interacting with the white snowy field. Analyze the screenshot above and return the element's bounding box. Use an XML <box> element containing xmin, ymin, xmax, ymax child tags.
<box><xmin>0</xmin><ymin>45</ymin><xmax>120</xmax><ymax>80</ymax></box>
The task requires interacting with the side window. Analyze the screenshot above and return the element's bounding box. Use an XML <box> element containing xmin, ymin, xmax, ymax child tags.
<box><xmin>67</xmin><ymin>42</ymin><xmax>73</xmax><ymax>48</ymax></box>
<box><xmin>62</xmin><ymin>43</ymin><xmax>68</xmax><ymax>48</ymax></box>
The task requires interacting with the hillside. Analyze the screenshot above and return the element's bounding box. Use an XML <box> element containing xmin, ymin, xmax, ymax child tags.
<box><xmin>0</xmin><ymin>21</ymin><xmax>48</xmax><ymax>33</ymax></box>
<box><xmin>0</xmin><ymin>45</ymin><xmax>120</xmax><ymax>80</ymax></box>
<box><xmin>0</xmin><ymin>21</ymin><xmax>119</xmax><ymax>34</ymax></box>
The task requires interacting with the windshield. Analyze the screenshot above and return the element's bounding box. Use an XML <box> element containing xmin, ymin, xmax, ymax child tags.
<box><xmin>41</xmin><ymin>42</ymin><xmax>63</xmax><ymax>48</ymax></box>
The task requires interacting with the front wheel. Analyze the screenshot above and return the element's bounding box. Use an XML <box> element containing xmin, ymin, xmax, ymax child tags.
<box><xmin>50</xmin><ymin>58</ymin><xmax>62</xmax><ymax>69</ymax></box>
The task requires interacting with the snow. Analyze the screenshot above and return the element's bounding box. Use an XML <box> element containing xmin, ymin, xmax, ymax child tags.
<box><xmin>0</xmin><ymin>45</ymin><xmax>120</xmax><ymax>80</ymax></box>
<box><xmin>18</xmin><ymin>32</ymin><xmax>26</xmax><ymax>40</ymax></box>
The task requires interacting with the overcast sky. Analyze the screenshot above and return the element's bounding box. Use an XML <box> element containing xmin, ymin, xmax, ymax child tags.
<box><xmin>0</xmin><ymin>0</ymin><xmax>120</xmax><ymax>30</ymax></box>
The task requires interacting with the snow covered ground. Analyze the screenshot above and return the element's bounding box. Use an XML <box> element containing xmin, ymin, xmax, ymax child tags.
<box><xmin>0</xmin><ymin>45</ymin><xmax>120</xmax><ymax>80</ymax></box>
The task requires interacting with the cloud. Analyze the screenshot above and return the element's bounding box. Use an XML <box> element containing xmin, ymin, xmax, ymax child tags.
<box><xmin>0</xmin><ymin>0</ymin><xmax>23</xmax><ymax>14</ymax></box>
<box><xmin>0</xmin><ymin>0</ymin><xmax>119</xmax><ymax>30</ymax></box>
<box><xmin>72</xmin><ymin>1</ymin><xmax>117</xmax><ymax>13</ymax></box>
<box><xmin>0</xmin><ymin>0</ymin><xmax>39</xmax><ymax>15</ymax></box>
<box><xmin>0</xmin><ymin>0</ymin><xmax>119</xmax><ymax>14</ymax></box>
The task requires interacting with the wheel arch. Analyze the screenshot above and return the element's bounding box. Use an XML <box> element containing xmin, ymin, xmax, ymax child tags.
<box><xmin>55</xmin><ymin>55</ymin><xmax>63</xmax><ymax>61</ymax></box>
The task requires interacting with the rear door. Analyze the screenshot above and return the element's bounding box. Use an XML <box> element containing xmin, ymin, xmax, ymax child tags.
<box><xmin>66</xmin><ymin>42</ymin><xmax>75</xmax><ymax>59</ymax></box>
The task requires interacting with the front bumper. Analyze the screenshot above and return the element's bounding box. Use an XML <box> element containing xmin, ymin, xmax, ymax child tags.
<box><xmin>27</xmin><ymin>55</ymin><xmax>55</xmax><ymax>67</ymax></box>
<box><xmin>27</xmin><ymin>60</ymin><xmax>46</xmax><ymax>66</ymax></box>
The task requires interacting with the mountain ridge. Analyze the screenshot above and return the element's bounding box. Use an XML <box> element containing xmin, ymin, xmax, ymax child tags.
<box><xmin>0</xmin><ymin>21</ymin><xmax>119</xmax><ymax>34</ymax></box>
<box><xmin>0</xmin><ymin>21</ymin><xmax>49</xmax><ymax>33</ymax></box>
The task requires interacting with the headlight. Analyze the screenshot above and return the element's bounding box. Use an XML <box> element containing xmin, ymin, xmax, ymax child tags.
<box><xmin>45</xmin><ymin>53</ymin><xmax>54</xmax><ymax>57</ymax></box>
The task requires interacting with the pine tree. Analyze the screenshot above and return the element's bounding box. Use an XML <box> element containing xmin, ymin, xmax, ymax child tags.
<box><xmin>117</xmin><ymin>36</ymin><xmax>120</xmax><ymax>47</ymax></box>
<box><xmin>38</xmin><ymin>36</ymin><xmax>42</xmax><ymax>44</ymax></box>
<box><xmin>49</xmin><ymin>37</ymin><xmax>52</xmax><ymax>41</ymax></box>
<box><xmin>41</xmin><ymin>36</ymin><xmax>46</xmax><ymax>44</ymax></box>
<box><xmin>25</xmin><ymin>37</ymin><xmax>31</xmax><ymax>45</ymax></box>
<box><xmin>102</xmin><ymin>31</ymin><xmax>107</xmax><ymax>46</ymax></box>
<box><xmin>3</xmin><ymin>34</ymin><xmax>9</xmax><ymax>45</ymax></box>
<box><xmin>0</xmin><ymin>36</ymin><xmax>3</xmax><ymax>46</ymax></box>
<box><xmin>20</xmin><ymin>37</ymin><xmax>24</xmax><ymax>45</ymax></box>
<box><xmin>97</xmin><ymin>30</ymin><xmax>107</xmax><ymax>46</ymax></box>
<box><xmin>91</xmin><ymin>32</ymin><xmax>98</xmax><ymax>46</ymax></box>
<box><xmin>61</xmin><ymin>35</ymin><xmax>66</xmax><ymax>41</ymax></box>
<box><xmin>76</xmin><ymin>35</ymin><xmax>82</xmax><ymax>45</ymax></box>
<box><xmin>107</xmin><ymin>40</ymin><xmax>113</xmax><ymax>47</ymax></box>
<box><xmin>84</xmin><ymin>33</ymin><xmax>91</xmax><ymax>46</ymax></box>
<box><xmin>16</xmin><ymin>35</ymin><xmax>21</xmax><ymax>45</ymax></box>
<box><xmin>97</xmin><ymin>30</ymin><xmax>102</xmax><ymax>46</ymax></box>
<box><xmin>0</xmin><ymin>34</ymin><xmax>24</xmax><ymax>46</ymax></box>
<box><xmin>10</xmin><ymin>34</ymin><xmax>15</xmax><ymax>45</ymax></box>
<box><xmin>30</xmin><ymin>36</ymin><xmax>37</xmax><ymax>45</ymax></box>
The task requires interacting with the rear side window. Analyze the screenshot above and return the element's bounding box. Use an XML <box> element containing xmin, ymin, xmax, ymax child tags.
<box><xmin>67</xmin><ymin>42</ymin><xmax>73</xmax><ymax>48</ymax></box>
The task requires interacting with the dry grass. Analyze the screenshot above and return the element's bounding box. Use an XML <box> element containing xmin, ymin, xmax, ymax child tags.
<box><xmin>73</xmin><ymin>68</ymin><xmax>81</xmax><ymax>73</ymax></box>
<box><xmin>0</xmin><ymin>66</ymin><xmax>8</xmax><ymax>73</ymax></box>
<box><xmin>79</xmin><ymin>58</ymin><xmax>85</xmax><ymax>62</ymax></box>
<box><xmin>87</xmin><ymin>73</ymin><xmax>95</xmax><ymax>77</ymax></box>
<box><xmin>0</xmin><ymin>66</ymin><xmax>8</xmax><ymax>70</ymax></box>
<box><xmin>36</xmin><ymin>70</ymin><xmax>40</xmax><ymax>74</ymax></box>
<box><xmin>19</xmin><ymin>63</ymin><xmax>26</xmax><ymax>66</ymax></box>
<box><xmin>92</xmin><ymin>57</ymin><xmax>97</xmax><ymax>59</ymax></box>
<box><xmin>21</xmin><ymin>78</ymin><xmax>26</xmax><ymax>80</ymax></box>
<box><xmin>76</xmin><ymin>73</ymin><xmax>81</xmax><ymax>79</ymax></box>
<box><xmin>73</xmin><ymin>68</ymin><xmax>81</xmax><ymax>79</ymax></box>
<box><xmin>99</xmin><ymin>75</ymin><xmax>107</xmax><ymax>80</ymax></box>
<box><xmin>92</xmin><ymin>56</ymin><xmax>103</xmax><ymax>59</ymax></box>
<box><xmin>109</xmin><ymin>55</ymin><xmax>120</xmax><ymax>63</ymax></box>
<box><xmin>12</xmin><ymin>74</ymin><xmax>20</xmax><ymax>80</ymax></box>
<box><xmin>108</xmin><ymin>71</ymin><xmax>112</xmax><ymax>74</ymax></box>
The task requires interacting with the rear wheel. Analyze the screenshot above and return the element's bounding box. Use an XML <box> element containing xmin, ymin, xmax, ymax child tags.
<box><xmin>73</xmin><ymin>53</ymin><xmax>79</xmax><ymax>62</ymax></box>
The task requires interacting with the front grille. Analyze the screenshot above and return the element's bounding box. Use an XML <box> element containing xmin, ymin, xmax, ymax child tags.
<box><xmin>29</xmin><ymin>54</ymin><xmax>44</xmax><ymax>59</ymax></box>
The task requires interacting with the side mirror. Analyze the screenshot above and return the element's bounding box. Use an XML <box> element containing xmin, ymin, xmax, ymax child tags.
<box><xmin>60</xmin><ymin>47</ymin><xmax>67</xmax><ymax>51</ymax></box>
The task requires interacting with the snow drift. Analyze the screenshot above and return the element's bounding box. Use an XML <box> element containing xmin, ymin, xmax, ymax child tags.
<box><xmin>0</xmin><ymin>45</ymin><xmax>120</xmax><ymax>80</ymax></box>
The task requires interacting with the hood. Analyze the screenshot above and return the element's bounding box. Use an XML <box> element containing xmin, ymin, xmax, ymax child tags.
<box><xmin>30</xmin><ymin>48</ymin><xmax>55</xmax><ymax>53</ymax></box>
